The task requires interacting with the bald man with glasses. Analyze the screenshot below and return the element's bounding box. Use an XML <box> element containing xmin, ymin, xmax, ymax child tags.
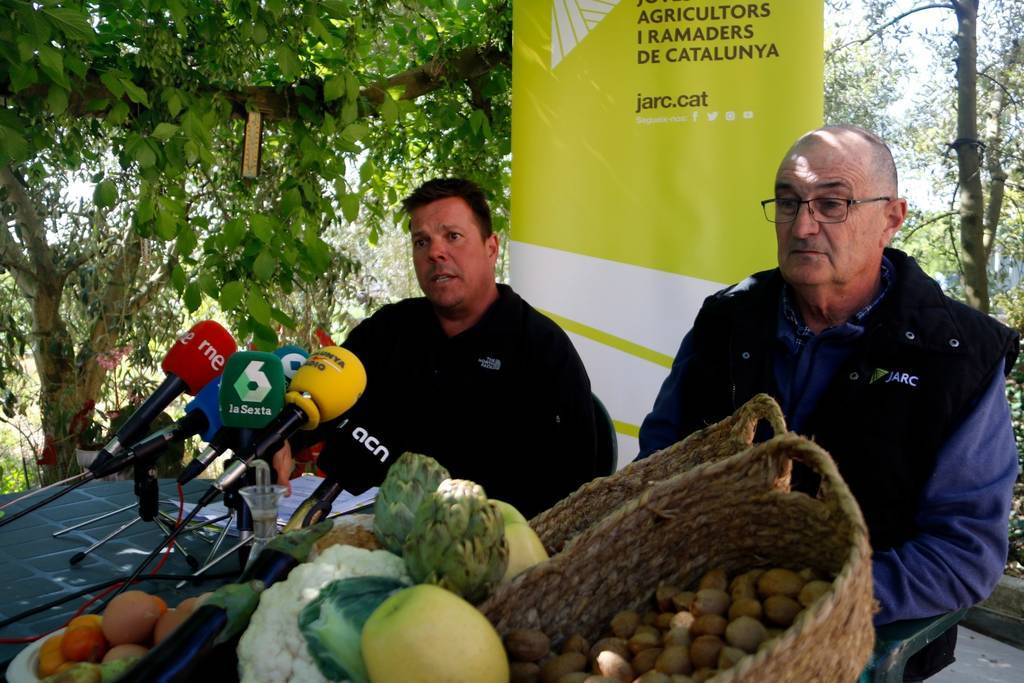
<box><xmin>639</xmin><ymin>125</ymin><xmax>1019</xmax><ymax>680</ymax></box>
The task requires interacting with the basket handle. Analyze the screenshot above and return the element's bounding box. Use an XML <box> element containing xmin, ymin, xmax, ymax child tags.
<box><xmin>730</xmin><ymin>393</ymin><xmax>788</xmax><ymax>443</ymax></box>
<box><xmin>751</xmin><ymin>435</ymin><xmax>861</xmax><ymax>521</ymax></box>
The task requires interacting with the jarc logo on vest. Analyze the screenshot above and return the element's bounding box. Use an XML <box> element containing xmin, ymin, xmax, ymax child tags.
<box><xmin>870</xmin><ymin>367</ymin><xmax>920</xmax><ymax>387</ymax></box>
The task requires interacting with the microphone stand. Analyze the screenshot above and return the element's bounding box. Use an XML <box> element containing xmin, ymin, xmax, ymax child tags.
<box><xmin>62</xmin><ymin>440</ymin><xmax>203</xmax><ymax>570</ymax></box>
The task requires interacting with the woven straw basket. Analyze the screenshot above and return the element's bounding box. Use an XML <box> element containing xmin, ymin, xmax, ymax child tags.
<box><xmin>480</xmin><ymin>431</ymin><xmax>875</xmax><ymax>681</ymax></box>
<box><xmin>532</xmin><ymin>393</ymin><xmax>788</xmax><ymax>555</ymax></box>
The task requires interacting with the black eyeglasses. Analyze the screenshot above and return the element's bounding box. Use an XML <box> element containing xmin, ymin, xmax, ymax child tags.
<box><xmin>761</xmin><ymin>197</ymin><xmax>891</xmax><ymax>223</ymax></box>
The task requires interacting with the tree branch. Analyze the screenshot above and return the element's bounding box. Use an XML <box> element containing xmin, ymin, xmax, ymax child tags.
<box><xmin>826</xmin><ymin>3</ymin><xmax>955</xmax><ymax>57</ymax></box>
<box><xmin>0</xmin><ymin>166</ymin><xmax>49</xmax><ymax>295</ymax></box>
<box><xmin>10</xmin><ymin>44</ymin><xmax>510</xmax><ymax>121</ymax></box>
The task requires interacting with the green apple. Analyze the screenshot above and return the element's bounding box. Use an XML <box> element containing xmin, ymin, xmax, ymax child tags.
<box><xmin>361</xmin><ymin>584</ymin><xmax>509</xmax><ymax>683</ymax></box>
<box><xmin>502</xmin><ymin>522</ymin><xmax>549</xmax><ymax>582</ymax></box>
<box><xmin>491</xmin><ymin>498</ymin><xmax>528</xmax><ymax>526</ymax></box>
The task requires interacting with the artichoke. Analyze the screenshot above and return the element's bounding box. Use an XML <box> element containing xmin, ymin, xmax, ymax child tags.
<box><xmin>402</xmin><ymin>479</ymin><xmax>509</xmax><ymax>603</ymax></box>
<box><xmin>373</xmin><ymin>452</ymin><xmax>451</xmax><ymax>554</ymax></box>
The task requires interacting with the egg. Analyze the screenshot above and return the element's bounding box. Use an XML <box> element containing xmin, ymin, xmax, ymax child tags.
<box><xmin>153</xmin><ymin>608</ymin><xmax>192</xmax><ymax>644</ymax></box>
<box><xmin>101</xmin><ymin>591</ymin><xmax>162</xmax><ymax>645</ymax></box>
<box><xmin>102</xmin><ymin>643</ymin><xmax>150</xmax><ymax>663</ymax></box>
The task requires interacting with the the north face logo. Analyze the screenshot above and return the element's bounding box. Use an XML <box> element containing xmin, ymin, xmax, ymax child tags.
<box><xmin>871</xmin><ymin>368</ymin><xmax>919</xmax><ymax>387</ymax></box>
<box><xmin>478</xmin><ymin>356</ymin><xmax>501</xmax><ymax>371</ymax></box>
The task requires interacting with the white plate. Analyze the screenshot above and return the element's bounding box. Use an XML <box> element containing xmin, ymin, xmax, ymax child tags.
<box><xmin>6</xmin><ymin>628</ymin><xmax>64</xmax><ymax>683</ymax></box>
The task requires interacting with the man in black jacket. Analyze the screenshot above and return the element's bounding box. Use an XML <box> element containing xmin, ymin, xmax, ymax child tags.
<box><xmin>639</xmin><ymin>125</ymin><xmax>1019</xmax><ymax>680</ymax></box>
<box><xmin>278</xmin><ymin>179</ymin><xmax>598</xmax><ymax>518</ymax></box>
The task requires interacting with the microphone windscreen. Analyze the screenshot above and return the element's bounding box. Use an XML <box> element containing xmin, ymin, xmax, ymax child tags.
<box><xmin>219</xmin><ymin>351</ymin><xmax>287</xmax><ymax>429</ymax></box>
<box><xmin>162</xmin><ymin>320</ymin><xmax>237</xmax><ymax>394</ymax></box>
<box><xmin>273</xmin><ymin>345</ymin><xmax>309</xmax><ymax>380</ymax></box>
<box><xmin>288</xmin><ymin>346</ymin><xmax>366</xmax><ymax>423</ymax></box>
<box><xmin>184</xmin><ymin>377</ymin><xmax>222</xmax><ymax>442</ymax></box>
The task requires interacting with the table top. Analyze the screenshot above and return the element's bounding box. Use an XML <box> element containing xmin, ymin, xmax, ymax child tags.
<box><xmin>0</xmin><ymin>479</ymin><xmax>241</xmax><ymax>672</ymax></box>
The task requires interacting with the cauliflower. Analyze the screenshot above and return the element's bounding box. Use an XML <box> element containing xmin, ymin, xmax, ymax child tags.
<box><xmin>237</xmin><ymin>545</ymin><xmax>409</xmax><ymax>683</ymax></box>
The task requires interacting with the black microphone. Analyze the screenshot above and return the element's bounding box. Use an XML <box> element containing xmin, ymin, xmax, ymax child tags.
<box><xmin>282</xmin><ymin>416</ymin><xmax>393</xmax><ymax>530</ymax></box>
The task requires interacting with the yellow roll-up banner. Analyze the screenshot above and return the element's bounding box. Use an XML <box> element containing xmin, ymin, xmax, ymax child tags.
<box><xmin>510</xmin><ymin>0</ymin><xmax>823</xmax><ymax>461</ymax></box>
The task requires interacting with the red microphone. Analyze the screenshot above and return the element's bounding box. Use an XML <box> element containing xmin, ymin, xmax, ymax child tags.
<box><xmin>89</xmin><ymin>321</ymin><xmax>237</xmax><ymax>473</ymax></box>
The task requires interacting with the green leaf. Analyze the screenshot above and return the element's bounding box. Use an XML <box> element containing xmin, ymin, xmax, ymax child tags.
<box><xmin>222</xmin><ymin>218</ymin><xmax>246</xmax><ymax>249</ymax></box>
<box><xmin>198</xmin><ymin>272</ymin><xmax>219</xmax><ymax>298</ymax></box>
<box><xmin>359</xmin><ymin>158</ymin><xmax>375</xmax><ymax>183</ymax></box>
<box><xmin>220</xmin><ymin>280</ymin><xmax>245</xmax><ymax>311</ymax></box>
<box><xmin>170</xmin><ymin>265</ymin><xmax>187</xmax><ymax>293</ymax></box>
<box><xmin>345</xmin><ymin>71</ymin><xmax>359</xmax><ymax>101</ymax></box>
<box><xmin>152</xmin><ymin>123</ymin><xmax>179</xmax><ymax>140</ymax></box>
<box><xmin>340</xmin><ymin>194</ymin><xmax>360</xmax><ymax>222</ymax></box>
<box><xmin>93</xmin><ymin>180</ymin><xmax>117</xmax><ymax>208</ymax></box>
<box><xmin>340</xmin><ymin>99</ymin><xmax>358</xmax><ymax>125</ymax></box>
<box><xmin>252</xmin><ymin>20</ymin><xmax>268</xmax><ymax>44</ymax></box>
<box><xmin>36</xmin><ymin>44</ymin><xmax>63</xmax><ymax>79</ymax></box>
<box><xmin>120</xmin><ymin>78</ymin><xmax>151</xmax><ymax>107</ymax></box>
<box><xmin>271</xmin><ymin>307</ymin><xmax>298</xmax><ymax>330</ymax></box>
<box><xmin>321</xmin><ymin>0</ymin><xmax>351</xmax><ymax>19</ymax></box>
<box><xmin>247</xmin><ymin>289</ymin><xmax>272</xmax><ymax>326</ymax></box>
<box><xmin>276</xmin><ymin>45</ymin><xmax>301</xmax><ymax>80</ymax></box>
<box><xmin>127</xmin><ymin>136</ymin><xmax>157</xmax><ymax>168</ymax></box>
<box><xmin>155</xmin><ymin>212</ymin><xmax>178</xmax><ymax>240</ymax></box>
<box><xmin>167</xmin><ymin>90</ymin><xmax>184</xmax><ymax>118</ymax></box>
<box><xmin>8</xmin><ymin>63</ymin><xmax>38</xmax><ymax>92</ymax></box>
<box><xmin>184</xmin><ymin>282</ymin><xmax>202</xmax><ymax>312</ymax></box>
<box><xmin>280</xmin><ymin>188</ymin><xmax>302</xmax><ymax>216</ymax></box>
<box><xmin>0</xmin><ymin>126</ymin><xmax>29</xmax><ymax>165</ymax></box>
<box><xmin>99</xmin><ymin>71</ymin><xmax>126</xmax><ymax>98</ymax></box>
<box><xmin>253</xmin><ymin>250</ymin><xmax>276</xmax><ymax>281</ymax></box>
<box><xmin>135</xmin><ymin>197</ymin><xmax>154</xmax><ymax>223</ymax></box>
<box><xmin>379</xmin><ymin>94</ymin><xmax>398</xmax><ymax>125</ymax></box>
<box><xmin>305</xmin><ymin>238</ymin><xmax>331</xmax><ymax>273</ymax></box>
<box><xmin>324</xmin><ymin>75</ymin><xmax>346</xmax><ymax>102</ymax></box>
<box><xmin>167</xmin><ymin>0</ymin><xmax>189</xmax><ymax>35</ymax></box>
<box><xmin>106</xmin><ymin>101</ymin><xmax>130</xmax><ymax>125</ymax></box>
<box><xmin>42</xmin><ymin>7</ymin><xmax>97</xmax><ymax>42</ymax></box>
<box><xmin>341</xmin><ymin>122</ymin><xmax>369</xmax><ymax>142</ymax></box>
<box><xmin>250</xmin><ymin>214</ymin><xmax>276</xmax><ymax>243</ymax></box>
<box><xmin>469</xmin><ymin>109</ymin><xmax>484</xmax><ymax>135</ymax></box>
<box><xmin>176</xmin><ymin>227</ymin><xmax>198</xmax><ymax>257</ymax></box>
<box><xmin>46</xmin><ymin>85</ymin><xmax>69</xmax><ymax>115</ymax></box>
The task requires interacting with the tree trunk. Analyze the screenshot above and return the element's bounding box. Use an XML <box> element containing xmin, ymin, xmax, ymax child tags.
<box><xmin>953</xmin><ymin>0</ymin><xmax>988</xmax><ymax>313</ymax></box>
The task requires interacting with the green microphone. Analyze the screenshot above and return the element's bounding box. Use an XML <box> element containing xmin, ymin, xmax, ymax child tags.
<box><xmin>220</xmin><ymin>351</ymin><xmax>287</xmax><ymax>430</ymax></box>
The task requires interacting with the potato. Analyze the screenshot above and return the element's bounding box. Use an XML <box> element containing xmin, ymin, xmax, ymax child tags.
<box><xmin>669</xmin><ymin>611</ymin><xmax>695</xmax><ymax>631</ymax></box>
<box><xmin>506</xmin><ymin>629</ymin><xmax>551</xmax><ymax>662</ymax></box>
<box><xmin>654</xmin><ymin>612</ymin><xmax>676</xmax><ymax>630</ymax></box>
<box><xmin>691</xmin><ymin>667</ymin><xmax>720</xmax><ymax>681</ymax></box>
<box><xmin>798</xmin><ymin>580</ymin><xmax>832</xmax><ymax>607</ymax></box>
<box><xmin>724</xmin><ymin>616</ymin><xmax>767</xmax><ymax>653</ymax></box>
<box><xmin>688</xmin><ymin>635</ymin><xmax>723</xmax><ymax>670</ymax></box>
<box><xmin>556</xmin><ymin>673</ymin><xmax>589</xmax><ymax>683</ymax></box>
<box><xmin>671</xmin><ymin>591</ymin><xmax>696</xmax><ymax>612</ymax></box>
<box><xmin>631</xmin><ymin>647</ymin><xmax>663</xmax><ymax>675</ymax></box>
<box><xmin>656</xmin><ymin>584</ymin><xmax>681</xmax><ymax>612</ymax></box>
<box><xmin>610</xmin><ymin>611</ymin><xmax>640</xmax><ymax>639</ymax></box>
<box><xmin>540</xmin><ymin>652</ymin><xmax>586</xmax><ymax>683</ymax></box>
<box><xmin>718</xmin><ymin>645</ymin><xmax>747</xmax><ymax>670</ymax></box>
<box><xmin>654</xmin><ymin>645</ymin><xmax>692</xmax><ymax>675</ymax></box>
<box><xmin>662</xmin><ymin>626</ymin><xmax>691</xmax><ymax>648</ymax></box>
<box><xmin>729</xmin><ymin>569</ymin><xmax>764</xmax><ymax>601</ymax></box>
<box><xmin>562</xmin><ymin>633</ymin><xmax>589</xmax><ymax>656</ymax></box>
<box><xmin>510</xmin><ymin>661</ymin><xmax>541</xmax><ymax>683</ymax></box>
<box><xmin>697</xmin><ymin>568</ymin><xmax>728</xmax><ymax>592</ymax></box>
<box><xmin>635</xmin><ymin>672</ymin><xmax>671</xmax><ymax>683</ymax></box>
<box><xmin>757</xmin><ymin>568</ymin><xmax>804</xmax><ymax>598</ymax></box>
<box><xmin>589</xmin><ymin>637</ymin><xmax>629</xmax><ymax>662</ymax></box>
<box><xmin>728</xmin><ymin>597</ymin><xmax>763</xmax><ymax>621</ymax></box>
<box><xmin>594</xmin><ymin>650</ymin><xmax>633</xmax><ymax>683</ymax></box>
<box><xmin>763</xmin><ymin>595</ymin><xmax>802</xmax><ymax>627</ymax></box>
<box><xmin>628</xmin><ymin>628</ymin><xmax>661</xmax><ymax>655</ymax></box>
<box><xmin>690</xmin><ymin>589</ymin><xmax>729</xmax><ymax>617</ymax></box>
<box><xmin>689</xmin><ymin>614</ymin><xmax>727</xmax><ymax>638</ymax></box>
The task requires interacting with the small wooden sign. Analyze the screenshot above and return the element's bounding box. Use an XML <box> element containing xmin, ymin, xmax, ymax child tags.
<box><xmin>241</xmin><ymin>111</ymin><xmax>263</xmax><ymax>179</ymax></box>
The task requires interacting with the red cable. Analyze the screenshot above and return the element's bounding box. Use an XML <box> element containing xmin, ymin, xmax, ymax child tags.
<box><xmin>0</xmin><ymin>484</ymin><xmax>191</xmax><ymax>645</ymax></box>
